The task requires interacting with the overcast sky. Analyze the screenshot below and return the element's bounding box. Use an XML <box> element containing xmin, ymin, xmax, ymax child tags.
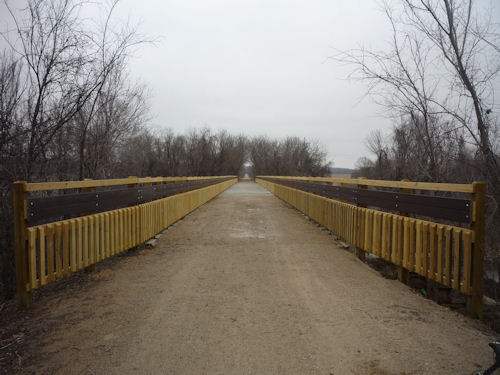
<box><xmin>2</xmin><ymin>1</ymin><xmax>499</xmax><ymax>168</ymax></box>
<box><xmin>114</xmin><ymin>0</ymin><xmax>400</xmax><ymax>168</ymax></box>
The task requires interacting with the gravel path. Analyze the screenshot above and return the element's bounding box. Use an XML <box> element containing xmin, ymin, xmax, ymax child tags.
<box><xmin>17</xmin><ymin>182</ymin><xmax>494</xmax><ymax>374</ymax></box>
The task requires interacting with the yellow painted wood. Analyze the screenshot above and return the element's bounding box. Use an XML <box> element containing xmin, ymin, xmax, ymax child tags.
<box><xmin>25</xmin><ymin>176</ymin><xmax>235</xmax><ymax>191</ymax></box>
<box><xmin>415</xmin><ymin>221</ymin><xmax>422</xmax><ymax>274</ymax></box>
<box><xmin>27</xmin><ymin>228</ymin><xmax>38</xmax><ymax>290</ymax></box>
<box><xmin>82</xmin><ymin>217</ymin><xmax>89</xmax><ymax>267</ymax></box>
<box><xmin>62</xmin><ymin>222</ymin><xmax>70</xmax><ymax>275</ymax></box>
<box><xmin>469</xmin><ymin>181</ymin><xmax>486</xmax><ymax>317</ymax></box>
<box><xmin>429</xmin><ymin>224</ymin><xmax>437</xmax><ymax>280</ymax></box>
<box><xmin>105</xmin><ymin>213</ymin><xmax>111</xmax><ymax>258</ymax></box>
<box><xmin>70</xmin><ymin>220</ymin><xmax>77</xmax><ymax>272</ymax></box>
<box><xmin>381</xmin><ymin>213</ymin><xmax>390</xmax><ymax>260</ymax></box>
<box><xmin>46</xmin><ymin>224</ymin><xmax>55</xmax><ymax>282</ymax></box>
<box><xmin>444</xmin><ymin>227</ymin><xmax>452</xmax><ymax>286</ymax></box>
<box><xmin>13</xmin><ymin>181</ymin><xmax>31</xmax><ymax>306</ymax></box>
<box><xmin>258</xmin><ymin>175</ymin><xmax>474</xmax><ymax>192</ymax></box>
<box><xmin>422</xmin><ymin>223</ymin><xmax>429</xmax><ymax>277</ymax></box>
<box><xmin>373</xmin><ymin>212</ymin><xmax>381</xmax><ymax>257</ymax></box>
<box><xmin>38</xmin><ymin>227</ymin><xmax>47</xmax><ymax>286</ymax></box>
<box><xmin>402</xmin><ymin>218</ymin><xmax>410</xmax><ymax>268</ymax></box>
<box><xmin>437</xmin><ymin>225</ymin><xmax>444</xmax><ymax>283</ymax></box>
<box><xmin>55</xmin><ymin>223</ymin><xmax>63</xmax><ymax>278</ymax></box>
<box><xmin>391</xmin><ymin>216</ymin><xmax>398</xmax><ymax>264</ymax></box>
<box><xmin>76</xmin><ymin>218</ymin><xmax>83</xmax><ymax>269</ymax></box>
<box><xmin>94</xmin><ymin>215</ymin><xmax>101</xmax><ymax>262</ymax></box>
<box><xmin>408</xmin><ymin>220</ymin><xmax>415</xmax><ymax>272</ymax></box>
<box><xmin>452</xmin><ymin>229</ymin><xmax>461</xmax><ymax>290</ymax></box>
<box><xmin>462</xmin><ymin>230</ymin><xmax>472</xmax><ymax>295</ymax></box>
<box><xmin>364</xmin><ymin>210</ymin><xmax>373</xmax><ymax>252</ymax></box>
<box><xmin>88</xmin><ymin>216</ymin><xmax>94</xmax><ymax>265</ymax></box>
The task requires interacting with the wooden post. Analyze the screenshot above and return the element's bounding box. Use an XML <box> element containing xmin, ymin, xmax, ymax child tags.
<box><xmin>398</xmin><ymin>179</ymin><xmax>411</xmax><ymax>285</ymax></box>
<box><xmin>82</xmin><ymin>179</ymin><xmax>96</xmax><ymax>273</ymax></box>
<box><xmin>355</xmin><ymin>177</ymin><xmax>367</xmax><ymax>261</ymax></box>
<box><xmin>13</xmin><ymin>181</ymin><xmax>32</xmax><ymax>308</ymax></box>
<box><xmin>467</xmin><ymin>181</ymin><xmax>486</xmax><ymax>318</ymax></box>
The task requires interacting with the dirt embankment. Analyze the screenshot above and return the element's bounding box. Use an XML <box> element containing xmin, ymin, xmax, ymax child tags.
<box><xmin>0</xmin><ymin>182</ymin><xmax>495</xmax><ymax>374</ymax></box>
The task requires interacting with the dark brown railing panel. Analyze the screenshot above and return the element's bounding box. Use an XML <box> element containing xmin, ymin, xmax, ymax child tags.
<box><xmin>261</xmin><ymin>177</ymin><xmax>471</xmax><ymax>223</ymax></box>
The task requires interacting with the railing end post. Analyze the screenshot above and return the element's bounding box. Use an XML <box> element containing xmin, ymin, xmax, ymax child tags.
<box><xmin>467</xmin><ymin>181</ymin><xmax>486</xmax><ymax>318</ymax></box>
<box><xmin>13</xmin><ymin>181</ymin><xmax>32</xmax><ymax>308</ymax></box>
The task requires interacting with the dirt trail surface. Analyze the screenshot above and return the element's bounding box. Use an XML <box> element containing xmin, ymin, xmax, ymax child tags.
<box><xmin>5</xmin><ymin>182</ymin><xmax>495</xmax><ymax>374</ymax></box>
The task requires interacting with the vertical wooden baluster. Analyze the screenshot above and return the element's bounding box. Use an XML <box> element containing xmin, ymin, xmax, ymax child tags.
<box><xmin>444</xmin><ymin>227</ymin><xmax>452</xmax><ymax>286</ymax></box>
<box><xmin>452</xmin><ymin>229</ymin><xmax>461</xmax><ymax>290</ymax></box>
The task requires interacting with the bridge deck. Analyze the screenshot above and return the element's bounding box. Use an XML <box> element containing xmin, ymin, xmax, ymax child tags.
<box><xmin>22</xmin><ymin>182</ymin><xmax>491</xmax><ymax>374</ymax></box>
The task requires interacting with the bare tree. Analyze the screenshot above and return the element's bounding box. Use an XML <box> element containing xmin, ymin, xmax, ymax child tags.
<box><xmin>0</xmin><ymin>0</ymin><xmax>152</xmax><ymax>299</ymax></box>
<box><xmin>337</xmin><ymin>0</ymin><xmax>499</xmax><ymax>186</ymax></box>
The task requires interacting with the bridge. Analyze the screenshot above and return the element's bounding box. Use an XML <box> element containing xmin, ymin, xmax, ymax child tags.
<box><xmin>11</xmin><ymin>176</ymin><xmax>493</xmax><ymax>373</ymax></box>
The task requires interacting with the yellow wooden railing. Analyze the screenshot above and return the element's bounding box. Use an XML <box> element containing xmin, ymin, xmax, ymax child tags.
<box><xmin>14</xmin><ymin>176</ymin><xmax>237</xmax><ymax>307</ymax></box>
<box><xmin>256</xmin><ymin>176</ymin><xmax>486</xmax><ymax>318</ymax></box>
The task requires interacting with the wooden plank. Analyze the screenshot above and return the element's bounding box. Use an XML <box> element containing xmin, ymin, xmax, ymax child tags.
<box><xmin>127</xmin><ymin>208</ymin><xmax>132</xmax><ymax>249</ymax></box>
<box><xmin>444</xmin><ymin>227</ymin><xmax>452</xmax><ymax>286</ymax></box>
<box><xmin>429</xmin><ymin>224</ymin><xmax>437</xmax><ymax>280</ymax></box>
<box><xmin>408</xmin><ymin>220</ymin><xmax>415</xmax><ymax>272</ymax></box>
<box><xmin>437</xmin><ymin>225</ymin><xmax>444</xmax><ymax>283</ymax></box>
<box><xmin>452</xmin><ymin>229</ymin><xmax>461</xmax><ymax>290</ymax></box>
<box><xmin>88</xmin><ymin>216</ymin><xmax>94</xmax><ymax>265</ymax></box>
<box><xmin>25</xmin><ymin>176</ymin><xmax>234</xmax><ymax>191</ymax></box>
<box><xmin>364</xmin><ymin>210</ymin><xmax>372</xmax><ymax>252</ymax></box>
<box><xmin>62</xmin><ymin>222</ymin><xmax>70</xmax><ymax>275</ymax></box>
<box><xmin>415</xmin><ymin>221</ymin><xmax>422</xmax><ymax>274</ymax></box>
<box><xmin>39</xmin><ymin>227</ymin><xmax>47</xmax><ymax>286</ymax></box>
<box><xmin>380</xmin><ymin>213</ymin><xmax>388</xmax><ymax>259</ymax></box>
<box><xmin>76</xmin><ymin>218</ymin><xmax>83</xmax><ymax>269</ymax></box>
<box><xmin>82</xmin><ymin>217</ymin><xmax>89</xmax><ymax>267</ymax></box>
<box><xmin>94</xmin><ymin>215</ymin><xmax>100</xmax><ymax>262</ymax></box>
<box><xmin>70</xmin><ymin>220</ymin><xmax>77</xmax><ymax>272</ymax></box>
<box><xmin>99</xmin><ymin>214</ymin><xmax>105</xmax><ymax>261</ymax></box>
<box><xmin>105</xmin><ymin>213</ymin><xmax>111</xmax><ymax>258</ymax></box>
<box><xmin>130</xmin><ymin>208</ymin><xmax>135</xmax><ymax>247</ymax></box>
<box><xmin>13</xmin><ymin>181</ymin><xmax>31</xmax><ymax>307</ymax></box>
<box><xmin>258</xmin><ymin>175</ymin><xmax>474</xmax><ymax>193</ymax></box>
<box><xmin>422</xmin><ymin>223</ymin><xmax>429</xmax><ymax>278</ymax></box>
<box><xmin>96</xmin><ymin>215</ymin><xmax>101</xmax><ymax>262</ymax></box>
<box><xmin>468</xmin><ymin>181</ymin><xmax>486</xmax><ymax>318</ymax></box>
<box><xmin>54</xmin><ymin>223</ymin><xmax>63</xmax><ymax>278</ymax></box>
<box><xmin>110</xmin><ymin>212</ymin><xmax>115</xmax><ymax>255</ymax></box>
<box><xmin>119</xmin><ymin>210</ymin><xmax>124</xmax><ymax>252</ymax></box>
<box><xmin>462</xmin><ymin>230</ymin><xmax>472</xmax><ymax>295</ymax></box>
<box><xmin>27</xmin><ymin>228</ymin><xmax>38</xmax><ymax>290</ymax></box>
<box><xmin>123</xmin><ymin>209</ymin><xmax>128</xmax><ymax>250</ymax></box>
<box><xmin>391</xmin><ymin>216</ymin><xmax>398</xmax><ymax>264</ymax></box>
<box><xmin>373</xmin><ymin>212</ymin><xmax>381</xmax><ymax>256</ymax></box>
<box><xmin>46</xmin><ymin>224</ymin><xmax>55</xmax><ymax>282</ymax></box>
<box><xmin>402</xmin><ymin>218</ymin><xmax>410</xmax><ymax>268</ymax></box>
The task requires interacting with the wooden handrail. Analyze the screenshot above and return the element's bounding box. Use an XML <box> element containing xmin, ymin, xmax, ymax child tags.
<box><xmin>257</xmin><ymin>176</ymin><xmax>474</xmax><ymax>193</ymax></box>
<box><xmin>23</xmin><ymin>175</ymin><xmax>236</xmax><ymax>192</ymax></box>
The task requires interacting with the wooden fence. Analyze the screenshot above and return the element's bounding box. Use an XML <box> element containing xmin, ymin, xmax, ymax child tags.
<box><xmin>14</xmin><ymin>176</ymin><xmax>237</xmax><ymax>307</ymax></box>
<box><xmin>256</xmin><ymin>176</ymin><xmax>485</xmax><ymax>318</ymax></box>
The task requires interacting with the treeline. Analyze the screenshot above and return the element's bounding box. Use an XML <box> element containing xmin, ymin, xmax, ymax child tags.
<box><xmin>116</xmin><ymin>129</ymin><xmax>330</xmax><ymax>178</ymax></box>
<box><xmin>0</xmin><ymin>1</ymin><xmax>330</xmax><ymax>300</ymax></box>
